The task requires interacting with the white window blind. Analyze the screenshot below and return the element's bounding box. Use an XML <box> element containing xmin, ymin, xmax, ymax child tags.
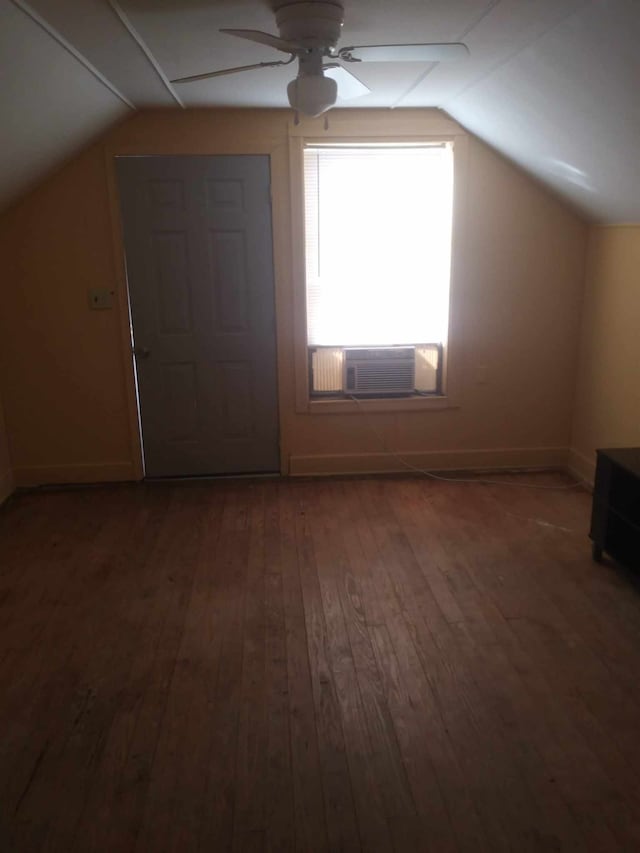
<box><xmin>304</xmin><ymin>144</ymin><xmax>454</xmax><ymax>347</ymax></box>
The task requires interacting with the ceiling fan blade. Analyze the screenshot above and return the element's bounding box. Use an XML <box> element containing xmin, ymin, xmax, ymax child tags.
<box><xmin>220</xmin><ymin>28</ymin><xmax>300</xmax><ymax>54</ymax></box>
<box><xmin>323</xmin><ymin>64</ymin><xmax>370</xmax><ymax>100</ymax></box>
<box><xmin>171</xmin><ymin>57</ymin><xmax>293</xmax><ymax>85</ymax></box>
<box><xmin>339</xmin><ymin>42</ymin><xmax>469</xmax><ymax>63</ymax></box>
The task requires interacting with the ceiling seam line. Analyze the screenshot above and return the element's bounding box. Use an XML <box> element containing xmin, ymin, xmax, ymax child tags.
<box><xmin>390</xmin><ymin>0</ymin><xmax>503</xmax><ymax>109</ymax></box>
<box><xmin>9</xmin><ymin>0</ymin><xmax>135</xmax><ymax>110</ymax></box>
<box><xmin>442</xmin><ymin>0</ymin><xmax>592</xmax><ymax>109</ymax></box>
<box><xmin>108</xmin><ymin>0</ymin><xmax>185</xmax><ymax>109</ymax></box>
<box><xmin>457</xmin><ymin>0</ymin><xmax>504</xmax><ymax>40</ymax></box>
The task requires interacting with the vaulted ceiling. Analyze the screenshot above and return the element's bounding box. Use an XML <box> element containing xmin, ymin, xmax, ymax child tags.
<box><xmin>2</xmin><ymin>0</ymin><xmax>639</xmax><ymax>221</ymax></box>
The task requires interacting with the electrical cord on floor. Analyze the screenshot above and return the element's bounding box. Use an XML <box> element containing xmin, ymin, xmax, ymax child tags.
<box><xmin>503</xmin><ymin>509</ymin><xmax>575</xmax><ymax>532</ymax></box>
<box><xmin>347</xmin><ymin>394</ymin><xmax>585</xmax><ymax>491</ymax></box>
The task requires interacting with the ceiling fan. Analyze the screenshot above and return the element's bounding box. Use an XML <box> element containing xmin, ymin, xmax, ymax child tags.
<box><xmin>170</xmin><ymin>1</ymin><xmax>469</xmax><ymax>118</ymax></box>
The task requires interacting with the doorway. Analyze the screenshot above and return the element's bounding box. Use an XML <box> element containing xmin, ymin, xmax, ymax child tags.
<box><xmin>116</xmin><ymin>155</ymin><xmax>280</xmax><ymax>477</ymax></box>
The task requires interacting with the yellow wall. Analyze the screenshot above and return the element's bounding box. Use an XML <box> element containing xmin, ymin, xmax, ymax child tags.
<box><xmin>570</xmin><ymin>225</ymin><xmax>640</xmax><ymax>483</ymax></box>
<box><xmin>0</xmin><ymin>142</ymin><xmax>137</xmax><ymax>486</ymax></box>
<box><xmin>0</xmin><ymin>391</ymin><xmax>13</xmax><ymax>503</ymax></box>
<box><xmin>0</xmin><ymin>108</ymin><xmax>588</xmax><ymax>484</ymax></box>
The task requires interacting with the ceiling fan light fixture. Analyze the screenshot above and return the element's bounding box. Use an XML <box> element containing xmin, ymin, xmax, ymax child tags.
<box><xmin>287</xmin><ymin>73</ymin><xmax>338</xmax><ymax>117</ymax></box>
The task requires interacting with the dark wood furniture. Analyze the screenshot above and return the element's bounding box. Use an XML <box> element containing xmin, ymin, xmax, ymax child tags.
<box><xmin>590</xmin><ymin>447</ymin><xmax>640</xmax><ymax>568</ymax></box>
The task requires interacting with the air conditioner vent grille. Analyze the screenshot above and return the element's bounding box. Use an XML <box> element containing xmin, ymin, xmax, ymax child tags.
<box><xmin>344</xmin><ymin>347</ymin><xmax>415</xmax><ymax>396</ymax></box>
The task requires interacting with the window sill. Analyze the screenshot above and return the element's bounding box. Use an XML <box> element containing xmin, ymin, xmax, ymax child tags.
<box><xmin>306</xmin><ymin>395</ymin><xmax>456</xmax><ymax>415</ymax></box>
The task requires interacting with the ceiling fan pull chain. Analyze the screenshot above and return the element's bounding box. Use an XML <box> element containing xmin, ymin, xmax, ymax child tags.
<box><xmin>294</xmin><ymin>110</ymin><xmax>300</xmax><ymax>126</ymax></box>
<box><xmin>324</xmin><ymin>113</ymin><xmax>330</xmax><ymax>131</ymax></box>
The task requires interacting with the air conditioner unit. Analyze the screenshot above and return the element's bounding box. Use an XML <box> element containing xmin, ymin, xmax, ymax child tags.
<box><xmin>344</xmin><ymin>346</ymin><xmax>415</xmax><ymax>396</ymax></box>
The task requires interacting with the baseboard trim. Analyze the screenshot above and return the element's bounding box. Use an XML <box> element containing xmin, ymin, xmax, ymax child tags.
<box><xmin>289</xmin><ymin>446</ymin><xmax>569</xmax><ymax>477</ymax></box>
<box><xmin>567</xmin><ymin>447</ymin><xmax>596</xmax><ymax>488</ymax></box>
<box><xmin>0</xmin><ymin>467</ymin><xmax>14</xmax><ymax>505</ymax></box>
<box><xmin>9</xmin><ymin>449</ymin><xmax>579</xmax><ymax>486</ymax></box>
<box><xmin>14</xmin><ymin>462</ymin><xmax>139</xmax><ymax>488</ymax></box>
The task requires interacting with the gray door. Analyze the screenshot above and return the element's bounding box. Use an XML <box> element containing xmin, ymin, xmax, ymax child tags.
<box><xmin>116</xmin><ymin>155</ymin><xmax>279</xmax><ymax>477</ymax></box>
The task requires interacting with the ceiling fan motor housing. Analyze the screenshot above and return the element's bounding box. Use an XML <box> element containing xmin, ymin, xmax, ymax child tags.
<box><xmin>276</xmin><ymin>1</ymin><xmax>344</xmax><ymax>48</ymax></box>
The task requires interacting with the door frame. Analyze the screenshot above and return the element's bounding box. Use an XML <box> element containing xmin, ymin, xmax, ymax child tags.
<box><xmin>104</xmin><ymin>137</ymin><xmax>290</xmax><ymax>478</ymax></box>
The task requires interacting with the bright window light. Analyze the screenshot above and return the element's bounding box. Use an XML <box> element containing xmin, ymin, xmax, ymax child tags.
<box><xmin>304</xmin><ymin>144</ymin><xmax>454</xmax><ymax>347</ymax></box>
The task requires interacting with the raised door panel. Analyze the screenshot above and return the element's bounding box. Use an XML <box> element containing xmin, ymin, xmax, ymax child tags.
<box><xmin>152</xmin><ymin>231</ymin><xmax>193</xmax><ymax>335</ymax></box>
<box><xmin>209</xmin><ymin>231</ymin><xmax>249</xmax><ymax>333</ymax></box>
<box><xmin>162</xmin><ymin>362</ymin><xmax>199</xmax><ymax>443</ymax></box>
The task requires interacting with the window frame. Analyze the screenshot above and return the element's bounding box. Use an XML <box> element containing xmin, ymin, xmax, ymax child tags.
<box><xmin>288</xmin><ymin>114</ymin><xmax>468</xmax><ymax>415</ymax></box>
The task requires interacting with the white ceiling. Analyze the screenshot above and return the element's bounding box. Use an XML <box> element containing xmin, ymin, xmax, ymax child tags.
<box><xmin>2</xmin><ymin>0</ymin><xmax>639</xmax><ymax>221</ymax></box>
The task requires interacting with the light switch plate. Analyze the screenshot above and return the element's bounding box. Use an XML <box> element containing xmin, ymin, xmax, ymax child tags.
<box><xmin>88</xmin><ymin>288</ymin><xmax>114</xmax><ymax>310</ymax></box>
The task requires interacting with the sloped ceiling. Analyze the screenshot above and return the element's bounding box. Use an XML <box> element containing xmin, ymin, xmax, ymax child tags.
<box><xmin>0</xmin><ymin>0</ymin><xmax>130</xmax><ymax>212</ymax></box>
<box><xmin>2</xmin><ymin>0</ymin><xmax>639</xmax><ymax>221</ymax></box>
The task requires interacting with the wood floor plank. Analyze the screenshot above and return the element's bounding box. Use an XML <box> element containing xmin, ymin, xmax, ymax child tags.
<box><xmin>311</xmin><ymin>483</ymin><xmax>416</xmax><ymax>824</ymax></box>
<box><xmin>4</xmin><ymin>473</ymin><xmax>640</xmax><ymax>851</ymax></box>
<box><xmin>359</xmin><ymin>479</ymin><xmax>572</xmax><ymax>851</ymax></box>
<box><xmin>79</xmin><ymin>485</ymin><xmax>213</xmax><ymax>853</ymax></box>
<box><xmin>277</xmin><ymin>484</ymin><xmax>330</xmax><ymax>852</ymax></box>
<box><xmin>293</xmin><ymin>484</ymin><xmax>362</xmax><ymax>852</ymax></box>
<box><xmin>7</xmin><ymin>487</ymin><xmax>163</xmax><ymax>853</ymax></box>
<box><xmin>232</xmin><ymin>484</ymin><xmax>268</xmax><ymax>850</ymax></box>
<box><xmin>194</xmin><ymin>485</ymin><xmax>252</xmax><ymax>852</ymax></box>
<box><xmin>429</xmin><ymin>479</ymin><xmax>640</xmax><ymax>848</ymax></box>
<box><xmin>262</xmin><ymin>490</ymin><xmax>295</xmax><ymax>853</ymax></box>
<box><xmin>138</xmin><ymin>485</ymin><xmax>228</xmax><ymax>853</ymax></box>
<box><xmin>346</xmin><ymin>481</ymin><xmax>492</xmax><ymax>852</ymax></box>
<box><xmin>322</xmin><ymin>481</ymin><xmax>462</xmax><ymax>851</ymax></box>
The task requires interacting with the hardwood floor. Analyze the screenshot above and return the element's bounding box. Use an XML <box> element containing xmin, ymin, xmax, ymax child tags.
<box><xmin>1</xmin><ymin>473</ymin><xmax>640</xmax><ymax>851</ymax></box>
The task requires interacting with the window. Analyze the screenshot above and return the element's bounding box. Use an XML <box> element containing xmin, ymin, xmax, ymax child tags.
<box><xmin>303</xmin><ymin>143</ymin><xmax>454</xmax><ymax>398</ymax></box>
